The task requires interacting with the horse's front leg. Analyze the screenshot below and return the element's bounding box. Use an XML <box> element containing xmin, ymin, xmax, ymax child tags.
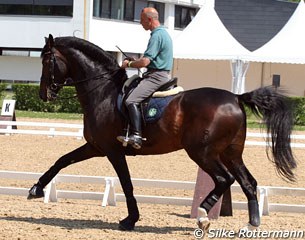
<box><xmin>28</xmin><ymin>143</ymin><xmax>100</xmax><ymax>199</ymax></box>
<box><xmin>107</xmin><ymin>151</ymin><xmax>139</xmax><ymax>231</ymax></box>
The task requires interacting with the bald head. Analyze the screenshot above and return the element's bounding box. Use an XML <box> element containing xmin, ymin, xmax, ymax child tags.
<box><xmin>142</xmin><ymin>7</ymin><xmax>159</xmax><ymax>20</ymax></box>
<box><xmin>140</xmin><ymin>7</ymin><xmax>160</xmax><ymax>31</ymax></box>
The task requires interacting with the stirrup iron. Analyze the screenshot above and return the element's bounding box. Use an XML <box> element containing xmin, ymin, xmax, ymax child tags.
<box><xmin>117</xmin><ymin>124</ymin><xmax>146</xmax><ymax>148</ymax></box>
<box><xmin>117</xmin><ymin>125</ymin><xmax>131</xmax><ymax>147</ymax></box>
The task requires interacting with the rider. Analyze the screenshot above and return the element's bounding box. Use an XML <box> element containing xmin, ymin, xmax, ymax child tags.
<box><xmin>118</xmin><ymin>7</ymin><xmax>173</xmax><ymax>149</ymax></box>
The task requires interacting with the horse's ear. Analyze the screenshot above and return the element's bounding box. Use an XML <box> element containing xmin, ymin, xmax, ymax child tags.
<box><xmin>46</xmin><ymin>34</ymin><xmax>54</xmax><ymax>49</ymax></box>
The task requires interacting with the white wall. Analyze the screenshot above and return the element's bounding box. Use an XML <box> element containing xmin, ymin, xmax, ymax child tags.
<box><xmin>89</xmin><ymin>19</ymin><xmax>150</xmax><ymax>53</ymax></box>
<box><xmin>0</xmin><ymin>56</ymin><xmax>41</xmax><ymax>82</ymax></box>
<box><xmin>0</xmin><ymin>1</ymin><xmax>85</xmax><ymax>48</ymax></box>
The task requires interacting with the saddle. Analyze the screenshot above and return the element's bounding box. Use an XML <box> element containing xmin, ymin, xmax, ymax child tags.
<box><xmin>117</xmin><ymin>75</ymin><xmax>184</xmax><ymax>124</ymax></box>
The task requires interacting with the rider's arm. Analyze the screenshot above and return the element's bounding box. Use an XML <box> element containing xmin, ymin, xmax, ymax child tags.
<box><xmin>121</xmin><ymin>57</ymin><xmax>150</xmax><ymax>69</ymax></box>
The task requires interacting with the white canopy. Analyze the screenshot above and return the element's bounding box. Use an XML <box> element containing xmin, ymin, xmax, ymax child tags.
<box><xmin>246</xmin><ymin>1</ymin><xmax>304</xmax><ymax>64</ymax></box>
<box><xmin>173</xmin><ymin>2</ymin><xmax>250</xmax><ymax>93</ymax></box>
<box><xmin>173</xmin><ymin>3</ymin><xmax>250</xmax><ymax>60</ymax></box>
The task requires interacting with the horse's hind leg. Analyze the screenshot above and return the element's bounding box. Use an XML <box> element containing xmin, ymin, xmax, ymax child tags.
<box><xmin>198</xmin><ymin>161</ymin><xmax>235</xmax><ymax>213</ymax></box>
<box><xmin>226</xmin><ymin>162</ymin><xmax>259</xmax><ymax>228</ymax></box>
<box><xmin>28</xmin><ymin>143</ymin><xmax>100</xmax><ymax>199</ymax></box>
<box><xmin>187</xmin><ymin>149</ymin><xmax>235</xmax><ymax>232</ymax></box>
<box><xmin>221</xmin><ymin>147</ymin><xmax>260</xmax><ymax>228</ymax></box>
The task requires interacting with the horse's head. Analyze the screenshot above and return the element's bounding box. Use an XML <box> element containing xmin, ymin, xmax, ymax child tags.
<box><xmin>40</xmin><ymin>34</ymin><xmax>69</xmax><ymax>102</ymax></box>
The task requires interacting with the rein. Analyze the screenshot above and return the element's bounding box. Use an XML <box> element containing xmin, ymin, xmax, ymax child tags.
<box><xmin>52</xmin><ymin>72</ymin><xmax>117</xmax><ymax>100</ymax></box>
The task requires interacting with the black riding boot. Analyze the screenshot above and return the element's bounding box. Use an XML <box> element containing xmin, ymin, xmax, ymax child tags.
<box><xmin>127</xmin><ymin>103</ymin><xmax>142</xmax><ymax>149</ymax></box>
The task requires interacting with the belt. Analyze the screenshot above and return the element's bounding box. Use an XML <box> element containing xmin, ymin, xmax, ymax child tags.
<box><xmin>146</xmin><ymin>68</ymin><xmax>170</xmax><ymax>73</ymax></box>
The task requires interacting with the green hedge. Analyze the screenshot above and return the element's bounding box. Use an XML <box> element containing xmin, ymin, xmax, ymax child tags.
<box><xmin>0</xmin><ymin>83</ymin><xmax>7</xmax><ymax>99</ymax></box>
<box><xmin>12</xmin><ymin>84</ymin><xmax>82</xmax><ymax>113</ymax></box>
<box><xmin>241</xmin><ymin>97</ymin><xmax>305</xmax><ymax>126</ymax></box>
<box><xmin>291</xmin><ymin>97</ymin><xmax>305</xmax><ymax>126</ymax></box>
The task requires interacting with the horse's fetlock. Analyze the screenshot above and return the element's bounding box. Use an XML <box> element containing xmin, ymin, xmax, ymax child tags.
<box><xmin>200</xmin><ymin>193</ymin><xmax>220</xmax><ymax>212</ymax></box>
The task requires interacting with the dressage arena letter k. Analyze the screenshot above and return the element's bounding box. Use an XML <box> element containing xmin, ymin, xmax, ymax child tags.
<box><xmin>5</xmin><ymin>103</ymin><xmax>11</xmax><ymax>113</ymax></box>
<box><xmin>1</xmin><ymin>100</ymin><xmax>16</xmax><ymax>117</ymax></box>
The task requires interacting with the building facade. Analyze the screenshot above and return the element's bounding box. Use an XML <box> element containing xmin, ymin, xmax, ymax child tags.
<box><xmin>0</xmin><ymin>0</ymin><xmax>203</xmax><ymax>82</ymax></box>
<box><xmin>1</xmin><ymin>0</ymin><xmax>304</xmax><ymax>96</ymax></box>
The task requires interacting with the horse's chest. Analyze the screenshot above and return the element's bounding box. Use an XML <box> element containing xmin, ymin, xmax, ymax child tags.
<box><xmin>83</xmin><ymin>118</ymin><xmax>112</xmax><ymax>141</ymax></box>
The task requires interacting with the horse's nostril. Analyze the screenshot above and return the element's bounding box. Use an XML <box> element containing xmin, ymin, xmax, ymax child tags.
<box><xmin>50</xmin><ymin>83</ymin><xmax>58</xmax><ymax>91</ymax></box>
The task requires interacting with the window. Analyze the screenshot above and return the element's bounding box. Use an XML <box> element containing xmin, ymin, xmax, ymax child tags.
<box><xmin>133</xmin><ymin>0</ymin><xmax>146</xmax><ymax>22</ymax></box>
<box><xmin>175</xmin><ymin>5</ymin><xmax>198</xmax><ymax>29</ymax></box>
<box><xmin>93</xmin><ymin>0</ymin><xmax>124</xmax><ymax>20</ymax></box>
<box><xmin>148</xmin><ymin>1</ymin><xmax>164</xmax><ymax>24</ymax></box>
<box><xmin>101</xmin><ymin>0</ymin><xmax>110</xmax><ymax>18</ymax></box>
<box><xmin>124</xmin><ymin>0</ymin><xmax>135</xmax><ymax>21</ymax></box>
<box><xmin>93</xmin><ymin>0</ymin><xmax>164</xmax><ymax>24</ymax></box>
<box><xmin>0</xmin><ymin>0</ymin><xmax>73</xmax><ymax>17</ymax></box>
<box><xmin>111</xmin><ymin>0</ymin><xmax>124</xmax><ymax>20</ymax></box>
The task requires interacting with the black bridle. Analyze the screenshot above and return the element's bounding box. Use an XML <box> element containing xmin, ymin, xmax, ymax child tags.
<box><xmin>44</xmin><ymin>49</ymin><xmax>120</xmax><ymax>100</ymax></box>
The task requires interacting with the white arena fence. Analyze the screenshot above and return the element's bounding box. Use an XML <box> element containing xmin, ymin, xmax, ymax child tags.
<box><xmin>0</xmin><ymin>120</ymin><xmax>83</xmax><ymax>139</ymax></box>
<box><xmin>0</xmin><ymin>170</ymin><xmax>304</xmax><ymax>217</ymax></box>
<box><xmin>246</xmin><ymin>132</ymin><xmax>305</xmax><ymax>148</ymax></box>
<box><xmin>1</xmin><ymin>120</ymin><xmax>305</xmax><ymax>147</ymax></box>
<box><xmin>0</xmin><ymin>120</ymin><xmax>305</xmax><ymax>216</ymax></box>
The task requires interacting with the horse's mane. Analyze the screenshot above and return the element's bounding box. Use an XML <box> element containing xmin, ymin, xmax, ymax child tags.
<box><xmin>43</xmin><ymin>36</ymin><xmax>127</xmax><ymax>84</ymax></box>
<box><xmin>43</xmin><ymin>36</ymin><xmax>120</xmax><ymax>70</ymax></box>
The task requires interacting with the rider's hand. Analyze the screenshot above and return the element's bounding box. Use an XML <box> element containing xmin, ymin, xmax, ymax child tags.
<box><xmin>121</xmin><ymin>59</ymin><xmax>130</xmax><ymax>69</ymax></box>
<box><xmin>124</xmin><ymin>57</ymin><xmax>135</xmax><ymax>61</ymax></box>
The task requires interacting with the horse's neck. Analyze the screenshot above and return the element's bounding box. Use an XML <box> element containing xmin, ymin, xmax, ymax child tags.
<box><xmin>69</xmin><ymin>54</ymin><xmax>116</xmax><ymax>89</ymax></box>
<box><xmin>71</xmin><ymin>65</ymin><xmax>120</xmax><ymax>113</ymax></box>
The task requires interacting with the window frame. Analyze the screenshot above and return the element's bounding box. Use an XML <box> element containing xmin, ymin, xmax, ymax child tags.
<box><xmin>174</xmin><ymin>5</ymin><xmax>198</xmax><ymax>29</ymax></box>
<box><xmin>93</xmin><ymin>0</ymin><xmax>165</xmax><ymax>24</ymax></box>
<box><xmin>0</xmin><ymin>0</ymin><xmax>73</xmax><ymax>17</ymax></box>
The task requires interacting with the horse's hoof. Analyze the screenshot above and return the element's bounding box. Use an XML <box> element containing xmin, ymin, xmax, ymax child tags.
<box><xmin>27</xmin><ymin>184</ymin><xmax>44</xmax><ymax>200</ymax></box>
<box><xmin>197</xmin><ymin>218</ymin><xmax>210</xmax><ymax>232</ymax></box>
<box><xmin>118</xmin><ymin>217</ymin><xmax>136</xmax><ymax>231</ymax></box>
<box><xmin>241</xmin><ymin>223</ymin><xmax>259</xmax><ymax>231</ymax></box>
<box><xmin>196</xmin><ymin>207</ymin><xmax>210</xmax><ymax>236</ymax></box>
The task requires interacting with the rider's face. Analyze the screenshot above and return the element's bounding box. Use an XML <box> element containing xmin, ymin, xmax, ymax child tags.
<box><xmin>140</xmin><ymin>13</ymin><xmax>151</xmax><ymax>31</ymax></box>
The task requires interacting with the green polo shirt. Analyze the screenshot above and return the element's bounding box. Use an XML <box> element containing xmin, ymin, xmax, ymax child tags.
<box><xmin>144</xmin><ymin>26</ymin><xmax>173</xmax><ymax>71</ymax></box>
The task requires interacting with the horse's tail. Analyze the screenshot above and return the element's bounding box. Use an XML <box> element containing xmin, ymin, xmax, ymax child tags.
<box><xmin>238</xmin><ymin>86</ymin><xmax>297</xmax><ymax>182</ymax></box>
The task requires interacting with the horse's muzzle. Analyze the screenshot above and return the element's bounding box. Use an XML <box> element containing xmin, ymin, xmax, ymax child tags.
<box><xmin>47</xmin><ymin>87</ymin><xmax>57</xmax><ymax>101</ymax></box>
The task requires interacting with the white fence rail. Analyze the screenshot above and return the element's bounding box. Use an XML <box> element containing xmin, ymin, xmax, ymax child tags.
<box><xmin>0</xmin><ymin>120</ymin><xmax>83</xmax><ymax>139</ymax></box>
<box><xmin>1</xmin><ymin>120</ymin><xmax>305</xmax><ymax>148</ymax></box>
<box><xmin>0</xmin><ymin>170</ymin><xmax>304</xmax><ymax>216</ymax></box>
<box><xmin>246</xmin><ymin>132</ymin><xmax>305</xmax><ymax>148</ymax></box>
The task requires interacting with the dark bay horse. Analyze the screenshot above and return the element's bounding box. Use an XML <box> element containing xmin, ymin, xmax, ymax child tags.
<box><xmin>28</xmin><ymin>34</ymin><xmax>296</xmax><ymax>232</ymax></box>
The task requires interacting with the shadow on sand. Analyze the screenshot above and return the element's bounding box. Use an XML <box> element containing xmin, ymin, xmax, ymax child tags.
<box><xmin>0</xmin><ymin>216</ymin><xmax>195</xmax><ymax>234</ymax></box>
